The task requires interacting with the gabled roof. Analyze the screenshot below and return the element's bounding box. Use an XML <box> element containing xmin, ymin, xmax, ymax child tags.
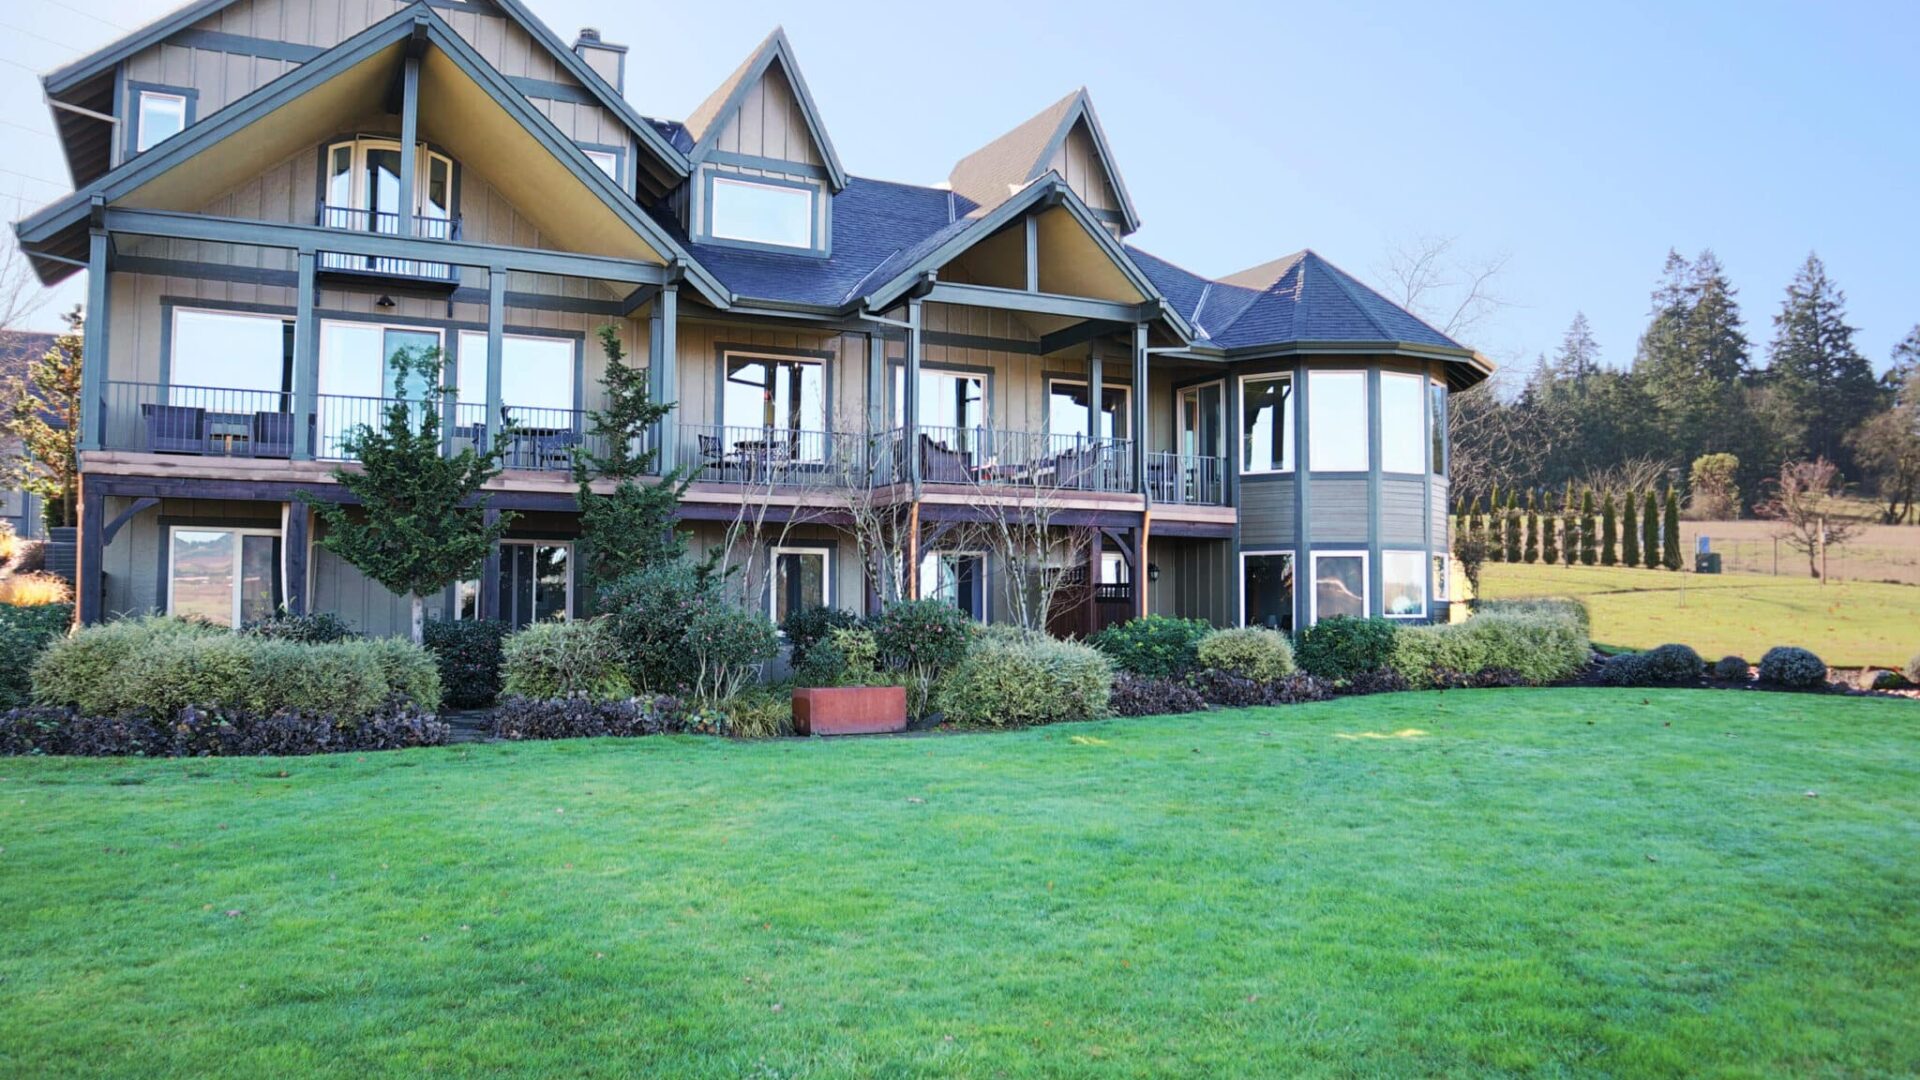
<box><xmin>15</xmin><ymin>3</ymin><xmax>726</xmax><ymax>303</ymax></box>
<box><xmin>682</xmin><ymin>28</ymin><xmax>847</xmax><ymax>191</ymax></box>
<box><xmin>39</xmin><ymin>0</ymin><xmax>688</xmax><ymax>192</ymax></box>
<box><xmin>948</xmin><ymin>89</ymin><xmax>1141</xmax><ymax>235</ymax></box>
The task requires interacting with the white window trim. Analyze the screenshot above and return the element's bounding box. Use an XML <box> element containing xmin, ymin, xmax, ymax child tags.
<box><xmin>1046</xmin><ymin>377</ymin><xmax>1132</xmax><ymax>440</ymax></box>
<box><xmin>136</xmin><ymin>90</ymin><xmax>188</xmax><ymax>152</ymax></box>
<box><xmin>1380</xmin><ymin>371</ymin><xmax>1428</xmax><ymax>476</ymax></box>
<box><xmin>767</xmin><ymin>545</ymin><xmax>833</xmax><ymax>624</ymax></box>
<box><xmin>583</xmin><ymin>149</ymin><xmax>619</xmax><ymax>183</ymax></box>
<box><xmin>1307</xmin><ymin>370</ymin><xmax>1370</xmax><ymax>473</ymax></box>
<box><xmin>1309</xmin><ymin>549</ymin><xmax>1370</xmax><ymax>626</ymax></box>
<box><xmin>920</xmin><ymin>549</ymin><xmax>988</xmax><ymax>622</ymax></box>
<box><xmin>1432</xmin><ymin>554</ymin><xmax>1451</xmax><ymax>604</ymax></box>
<box><xmin>1176</xmin><ymin>378</ymin><xmax>1226</xmax><ymax>460</ymax></box>
<box><xmin>1237</xmin><ymin>371</ymin><xmax>1295</xmax><ymax>475</ymax></box>
<box><xmin>1237</xmin><ymin>548</ymin><xmax>1295</xmax><ymax>629</ymax></box>
<box><xmin>165</xmin><ymin>525</ymin><xmax>282</xmax><ymax>628</ymax></box>
<box><xmin>709</xmin><ymin>175</ymin><xmax>816</xmax><ymax>249</ymax></box>
<box><xmin>497</xmin><ymin>539</ymin><xmax>575</xmax><ymax>624</ymax></box>
<box><xmin>1381</xmin><ymin>549</ymin><xmax>1429</xmax><ymax>620</ymax></box>
<box><xmin>324</xmin><ymin>137</ymin><xmax>454</xmax><ymax>220</ymax></box>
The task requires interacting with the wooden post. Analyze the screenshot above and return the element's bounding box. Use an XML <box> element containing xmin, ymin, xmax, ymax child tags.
<box><xmin>905</xmin><ymin>299</ymin><xmax>922</xmax><ymax>494</ymax></box>
<box><xmin>1136</xmin><ymin>513</ymin><xmax>1151</xmax><ymax>618</ymax></box>
<box><xmin>656</xmin><ymin>283</ymin><xmax>678</xmax><ymax>471</ymax></box>
<box><xmin>282</xmin><ymin>501</ymin><xmax>310</xmax><ymax>615</ymax></box>
<box><xmin>79</xmin><ymin>220</ymin><xmax>109</xmax><ymax>451</ymax></box>
<box><xmin>904</xmin><ymin>501</ymin><xmax>920</xmax><ymax>600</ymax></box>
<box><xmin>1084</xmin><ymin>527</ymin><xmax>1104</xmax><ymax>638</ymax></box>
<box><xmin>477</xmin><ymin>507</ymin><xmax>502</xmax><ymax>621</ymax></box>
<box><xmin>77</xmin><ymin>479</ymin><xmax>105</xmax><ymax>625</ymax></box>
<box><xmin>396</xmin><ymin>54</ymin><xmax>419</xmax><ymax>239</ymax></box>
<box><xmin>486</xmin><ymin>268</ymin><xmax>505</xmax><ymax>449</ymax></box>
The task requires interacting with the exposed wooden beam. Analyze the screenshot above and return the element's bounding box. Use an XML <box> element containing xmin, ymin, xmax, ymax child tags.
<box><xmin>922</xmin><ymin>282</ymin><xmax>1149</xmax><ymax>324</ymax></box>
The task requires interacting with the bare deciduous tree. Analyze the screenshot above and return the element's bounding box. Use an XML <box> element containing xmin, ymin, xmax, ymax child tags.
<box><xmin>1580</xmin><ymin>456</ymin><xmax>1674</xmax><ymax>503</ymax></box>
<box><xmin>1373</xmin><ymin>234</ymin><xmax>1512</xmax><ymax>340</ymax></box>
<box><xmin>1755</xmin><ymin>458</ymin><xmax>1862</xmax><ymax>580</ymax></box>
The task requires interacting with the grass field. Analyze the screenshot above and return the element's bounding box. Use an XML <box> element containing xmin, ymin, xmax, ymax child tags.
<box><xmin>1479</xmin><ymin>561</ymin><xmax>1920</xmax><ymax>667</ymax></box>
<box><xmin>1679</xmin><ymin>519</ymin><xmax>1920</xmax><ymax>585</ymax></box>
<box><xmin>4</xmin><ymin>690</ymin><xmax>1918</xmax><ymax>1077</ymax></box>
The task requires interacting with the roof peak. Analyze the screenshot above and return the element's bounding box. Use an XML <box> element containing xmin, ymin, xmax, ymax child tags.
<box><xmin>681</xmin><ymin>25</ymin><xmax>847</xmax><ymax>190</ymax></box>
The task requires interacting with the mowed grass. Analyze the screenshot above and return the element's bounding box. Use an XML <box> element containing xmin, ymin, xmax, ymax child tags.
<box><xmin>3</xmin><ymin>690</ymin><xmax>1919</xmax><ymax>1077</ymax></box>
<box><xmin>1480</xmin><ymin>561</ymin><xmax>1920</xmax><ymax>667</ymax></box>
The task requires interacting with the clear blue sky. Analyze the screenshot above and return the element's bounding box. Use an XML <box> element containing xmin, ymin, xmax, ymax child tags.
<box><xmin>4</xmin><ymin>0</ymin><xmax>1916</xmax><ymax>376</ymax></box>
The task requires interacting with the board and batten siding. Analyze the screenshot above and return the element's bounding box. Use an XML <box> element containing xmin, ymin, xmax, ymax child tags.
<box><xmin>1148</xmin><ymin>536</ymin><xmax>1233</xmax><ymax>627</ymax></box>
<box><xmin>705</xmin><ymin>67</ymin><xmax>822</xmax><ymax>167</ymax></box>
<box><xmin>1045</xmin><ymin>121</ymin><xmax>1119</xmax><ymax>214</ymax></box>
<box><xmin>98</xmin><ymin>497</ymin><xmax>280</xmax><ymax>617</ymax></box>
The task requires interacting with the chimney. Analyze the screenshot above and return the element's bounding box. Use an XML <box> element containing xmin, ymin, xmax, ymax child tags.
<box><xmin>573</xmin><ymin>28</ymin><xmax>627</xmax><ymax>95</ymax></box>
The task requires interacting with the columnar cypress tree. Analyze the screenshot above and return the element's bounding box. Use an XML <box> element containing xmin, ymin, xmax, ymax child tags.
<box><xmin>1541</xmin><ymin>490</ymin><xmax>1560</xmax><ymax>565</ymax></box>
<box><xmin>1504</xmin><ymin>491</ymin><xmax>1522</xmax><ymax>562</ymax></box>
<box><xmin>1523</xmin><ymin>491</ymin><xmax>1540</xmax><ymax>563</ymax></box>
<box><xmin>1622</xmin><ymin>491</ymin><xmax>1640</xmax><ymax>567</ymax></box>
<box><xmin>1467</xmin><ymin>496</ymin><xmax>1484</xmax><ymax>552</ymax></box>
<box><xmin>1561</xmin><ymin>482</ymin><xmax>1579</xmax><ymax>566</ymax></box>
<box><xmin>1662</xmin><ymin>488</ymin><xmax>1683</xmax><ymax>570</ymax></box>
<box><xmin>1641</xmin><ymin>490</ymin><xmax>1660</xmax><ymax>568</ymax></box>
<box><xmin>1579</xmin><ymin>489</ymin><xmax>1598</xmax><ymax>565</ymax></box>
<box><xmin>1485</xmin><ymin>484</ymin><xmax>1504</xmax><ymax>562</ymax></box>
<box><xmin>1600</xmin><ymin>491</ymin><xmax>1619</xmax><ymax>566</ymax></box>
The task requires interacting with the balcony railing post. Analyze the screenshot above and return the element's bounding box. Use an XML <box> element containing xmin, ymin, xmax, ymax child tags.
<box><xmin>291</xmin><ymin>250</ymin><xmax>316</xmax><ymax>459</ymax></box>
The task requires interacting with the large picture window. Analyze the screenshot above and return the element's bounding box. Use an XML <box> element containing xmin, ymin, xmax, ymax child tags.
<box><xmin>1241</xmin><ymin>551</ymin><xmax>1294</xmax><ymax>631</ymax></box>
<box><xmin>1311</xmin><ymin>551</ymin><xmax>1368</xmax><ymax>623</ymax></box>
<box><xmin>1382</xmin><ymin>550</ymin><xmax>1427</xmax><ymax>619</ymax></box>
<box><xmin>169</xmin><ymin>309</ymin><xmax>294</xmax><ymax>399</ymax></box>
<box><xmin>725</xmin><ymin>353</ymin><xmax>825</xmax><ymax>436</ymax></box>
<box><xmin>894</xmin><ymin>367</ymin><xmax>986</xmax><ymax>432</ymax></box>
<box><xmin>709</xmin><ymin>176</ymin><xmax>815</xmax><ymax>249</ymax></box>
<box><xmin>920</xmin><ymin>550</ymin><xmax>985</xmax><ymax>622</ymax></box>
<box><xmin>1239</xmin><ymin>374</ymin><xmax>1293</xmax><ymax>473</ymax></box>
<box><xmin>496</xmin><ymin>541</ymin><xmax>571</xmax><ymax>629</ymax></box>
<box><xmin>1308</xmin><ymin>371</ymin><xmax>1368</xmax><ymax>472</ymax></box>
<box><xmin>1048</xmin><ymin>379</ymin><xmax>1129</xmax><ymax>441</ymax></box>
<box><xmin>167</xmin><ymin>527</ymin><xmax>282</xmax><ymax>628</ymax></box>
<box><xmin>456</xmin><ymin>332</ymin><xmax>576</xmax><ymax>414</ymax></box>
<box><xmin>1178</xmin><ymin>381</ymin><xmax>1225</xmax><ymax>460</ymax></box>
<box><xmin>769</xmin><ymin>547</ymin><xmax>831</xmax><ymax>625</ymax></box>
<box><xmin>1380</xmin><ymin>372</ymin><xmax>1427</xmax><ymax>474</ymax></box>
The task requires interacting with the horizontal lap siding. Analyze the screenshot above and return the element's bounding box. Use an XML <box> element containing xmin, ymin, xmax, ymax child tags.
<box><xmin>1308</xmin><ymin>478</ymin><xmax>1368</xmax><ymax>542</ymax></box>
<box><xmin>1432</xmin><ymin>478</ymin><xmax>1450</xmax><ymax>548</ymax></box>
<box><xmin>1379</xmin><ymin>479</ymin><xmax>1427</xmax><ymax>546</ymax></box>
<box><xmin>1238</xmin><ymin>477</ymin><xmax>1294</xmax><ymax>547</ymax></box>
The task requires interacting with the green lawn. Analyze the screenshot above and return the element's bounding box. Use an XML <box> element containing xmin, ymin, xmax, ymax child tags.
<box><xmin>1479</xmin><ymin>561</ymin><xmax>1920</xmax><ymax>667</ymax></box>
<box><xmin>3</xmin><ymin>691</ymin><xmax>1918</xmax><ymax>1077</ymax></box>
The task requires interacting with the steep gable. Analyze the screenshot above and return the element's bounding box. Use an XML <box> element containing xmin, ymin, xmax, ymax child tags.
<box><xmin>683</xmin><ymin>29</ymin><xmax>846</xmax><ymax>189</ymax></box>
<box><xmin>948</xmin><ymin>89</ymin><xmax>1140</xmax><ymax>235</ymax></box>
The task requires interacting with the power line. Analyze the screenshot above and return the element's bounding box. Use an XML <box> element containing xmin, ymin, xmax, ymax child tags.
<box><xmin>41</xmin><ymin>0</ymin><xmax>132</xmax><ymax>34</ymax></box>
<box><xmin>0</xmin><ymin>118</ymin><xmax>57</xmax><ymax>140</ymax></box>
<box><xmin>0</xmin><ymin>21</ymin><xmax>90</xmax><ymax>54</ymax></box>
<box><xmin>0</xmin><ymin>167</ymin><xmax>67</xmax><ymax>190</ymax></box>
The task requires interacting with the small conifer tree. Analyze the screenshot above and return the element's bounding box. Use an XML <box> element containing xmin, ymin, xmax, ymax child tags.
<box><xmin>1541</xmin><ymin>490</ymin><xmax>1560</xmax><ymax>565</ymax></box>
<box><xmin>1601</xmin><ymin>491</ymin><xmax>1619</xmax><ymax>566</ymax></box>
<box><xmin>1485</xmin><ymin>484</ymin><xmax>1503</xmax><ymax>562</ymax></box>
<box><xmin>1504</xmin><ymin>491</ymin><xmax>1522</xmax><ymax>562</ymax></box>
<box><xmin>1523</xmin><ymin>490</ymin><xmax>1540</xmax><ymax>563</ymax></box>
<box><xmin>1622</xmin><ymin>490</ymin><xmax>1640</xmax><ymax>567</ymax></box>
<box><xmin>1663</xmin><ymin>488</ymin><xmax>1683</xmax><ymax>570</ymax></box>
<box><xmin>1579</xmin><ymin>489</ymin><xmax>1598</xmax><ymax>565</ymax></box>
<box><xmin>1561</xmin><ymin>482</ymin><xmax>1579</xmax><ymax>566</ymax></box>
<box><xmin>1641</xmin><ymin>489</ymin><xmax>1660</xmax><ymax>569</ymax></box>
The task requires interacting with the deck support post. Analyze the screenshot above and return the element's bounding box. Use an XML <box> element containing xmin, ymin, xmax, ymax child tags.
<box><xmin>396</xmin><ymin>54</ymin><xmax>419</xmax><ymax>240</ymax></box>
<box><xmin>1083</xmin><ymin>526</ymin><xmax>1104</xmax><ymax>639</ymax></box>
<box><xmin>477</xmin><ymin>507</ymin><xmax>501</xmax><ymax>621</ymax></box>
<box><xmin>80</xmin><ymin>218</ymin><xmax>109</xmax><ymax>451</ymax></box>
<box><xmin>654</xmin><ymin>283</ymin><xmax>677</xmax><ymax>472</ymax></box>
<box><xmin>905</xmin><ymin>299</ymin><xmax>922</xmax><ymax>495</ymax></box>
<box><xmin>1132</xmin><ymin>321</ymin><xmax>1149</xmax><ymax>495</ymax></box>
<box><xmin>282</xmin><ymin>501</ymin><xmax>310</xmax><ymax>615</ymax></box>
<box><xmin>77</xmin><ymin>479</ymin><xmax>105</xmax><ymax>625</ymax></box>
<box><xmin>291</xmin><ymin>249</ymin><xmax>316</xmax><ymax>459</ymax></box>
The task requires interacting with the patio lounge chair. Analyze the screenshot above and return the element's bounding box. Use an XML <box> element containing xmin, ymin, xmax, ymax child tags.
<box><xmin>142</xmin><ymin>403</ymin><xmax>210</xmax><ymax>454</ymax></box>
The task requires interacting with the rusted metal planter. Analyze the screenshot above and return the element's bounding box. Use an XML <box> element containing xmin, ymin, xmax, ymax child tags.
<box><xmin>792</xmin><ymin>686</ymin><xmax>907</xmax><ymax>736</ymax></box>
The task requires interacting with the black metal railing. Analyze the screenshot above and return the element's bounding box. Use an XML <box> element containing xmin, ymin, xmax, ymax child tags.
<box><xmin>102</xmin><ymin>381</ymin><xmax>302</xmax><ymax>458</ymax></box>
<box><xmin>1146</xmin><ymin>450</ymin><xmax>1228</xmax><ymax>506</ymax></box>
<box><xmin>907</xmin><ymin>425</ymin><xmax>1134</xmax><ymax>493</ymax></box>
<box><xmin>316</xmin><ymin>203</ymin><xmax>460</xmax><ymax>281</ymax></box>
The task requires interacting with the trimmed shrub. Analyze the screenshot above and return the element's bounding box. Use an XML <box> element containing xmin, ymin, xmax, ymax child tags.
<box><xmin>242</xmin><ymin>612</ymin><xmax>358</xmax><ymax>643</ymax></box>
<box><xmin>793</xmin><ymin>633</ymin><xmax>849</xmax><ymax>688</ymax></box>
<box><xmin>0</xmin><ymin>702</ymin><xmax>448</xmax><ymax>757</ymax></box>
<box><xmin>1757</xmin><ymin>646</ymin><xmax>1828</xmax><ymax>689</ymax></box>
<box><xmin>32</xmin><ymin>616</ymin><xmax>217</xmax><ymax>714</ymax></box>
<box><xmin>243</xmin><ymin>639</ymin><xmax>388</xmax><ymax>718</ymax></box>
<box><xmin>600</xmin><ymin>561</ymin><xmax>715</xmax><ymax>694</ymax></box>
<box><xmin>1294</xmin><ymin>616</ymin><xmax>1400</xmax><ymax>682</ymax></box>
<box><xmin>501</xmin><ymin>619</ymin><xmax>632</xmax><ymax>700</ymax></box>
<box><xmin>1476</xmin><ymin>597</ymin><xmax>1590</xmax><ymax>630</ymax></box>
<box><xmin>1598</xmin><ymin>643</ymin><xmax>1703</xmax><ymax>687</ymax></box>
<box><xmin>936</xmin><ymin>634</ymin><xmax>1112</xmax><ymax>727</ymax></box>
<box><xmin>684</xmin><ymin>605</ymin><xmax>779</xmax><ymax>706</ymax></box>
<box><xmin>780</xmin><ymin>605</ymin><xmax>858</xmax><ymax>673</ymax></box>
<box><xmin>357</xmin><ymin>637</ymin><xmax>443</xmax><ymax>712</ymax></box>
<box><xmin>1108</xmin><ymin>673</ymin><xmax>1206</xmax><ymax>717</ymax></box>
<box><xmin>0</xmin><ymin>602</ymin><xmax>72</xmax><ymax>708</ymax></box>
<box><xmin>1711</xmin><ymin>655</ymin><xmax>1751</xmax><ymax>681</ymax></box>
<box><xmin>1195</xmin><ymin>627</ymin><xmax>1295</xmax><ymax>682</ymax></box>
<box><xmin>489</xmin><ymin>694</ymin><xmax>694</xmax><ymax>740</ymax></box>
<box><xmin>1390</xmin><ymin>610</ymin><xmax>1591</xmax><ymax>689</ymax></box>
<box><xmin>423</xmin><ymin>620</ymin><xmax>509</xmax><ymax>708</ymax></box>
<box><xmin>719</xmin><ymin>686</ymin><xmax>791</xmax><ymax>738</ymax></box>
<box><xmin>873</xmin><ymin>599</ymin><xmax>973</xmax><ymax>718</ymax></box>
<box><xmin>1088</xmin><ymin>615</ymin><xmax>1214</xmax><ymax>679</ymax></box>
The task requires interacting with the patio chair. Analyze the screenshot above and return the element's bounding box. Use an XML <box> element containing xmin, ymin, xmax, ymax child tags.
<box><xmin>919</xmin><ymin>434</ymin><xmax>971</xmax><ymax>484</ymax></box>
<box><xmin>142</xmin><ymin>403</ymin><xmax>210</xmax><ymax>454</ymax></box>
<box><xmin>250</xmin><ymin>411</ymin><xmax>297</xmax><ymax>459</ymax></box>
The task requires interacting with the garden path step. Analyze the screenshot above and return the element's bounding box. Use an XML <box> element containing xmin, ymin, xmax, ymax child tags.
<box><xmin>441</xmin><ymin>708</ymin><xmax>497</xmax><ymax>744</ymax></box>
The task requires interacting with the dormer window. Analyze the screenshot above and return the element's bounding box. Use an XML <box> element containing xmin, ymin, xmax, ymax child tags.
<box><xmin>707</xmin><ymin>174</ymin><xmax>817</xmax><ymax>250</ymax></box>
<box><xmin>322</xmin><ymin>138</ymin><xmax>455</xmax><ymax>239</ymax></box>
<box><xmin>133</xmin><ymin>87</ymin><xmax>191</xmax><ymax>152</ymax></box>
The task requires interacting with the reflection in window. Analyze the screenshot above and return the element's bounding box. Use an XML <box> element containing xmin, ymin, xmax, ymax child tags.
<box><xmin>1240</xmin><ymin>374</ymin><xmax>1292</xmax><ymax>472</ymax></box>
<box><xmin>770</xmin><ymin>547</ymin><xmax>829</xmax><ymax>624</ymax></box>
<box><xmin>1242</xmin><ymin>552</ymin><xmax>1294</xmax><ymax>631</ymax></box>
<box><xmin>725</xmin><ymin>354</ymin><xmax>824</xmax><ymax>434</ymax></box>
<box><xmin>456</xmin><ymin>332</ymin><xmax>575</xmax><ymax>412</ymax></box>
<box><xmin>1432</xmin><ymin>554</ymin><xmax>1450</xmax><ymax>604</ymax></box>
<box><xmin>1308</xmin><ymin>371</ymin><xmax>1368</xmax><ymax>472</ymax></box>
<box><xmin>894</xmin><ymin>367</ymin><xmax>985</xmax><ymax>430</ymax></box>
<box><xmin>497</xmin><ymin>541</ymin><xmax>570</xmax><ymax>629</ymax></box>
<box><xmin>1380</xmin><ymin>372</ymin><xmax>1426</xmax><ymax>474</ymax></box>
<box><xmin>1047</xmin><ymin>379</ymin><xmax>1129</xmax><ymax>441</ymax></box>
<box><xmin>1312</xmin><ymin>552</ymin><xmax>1367</xmax><ymax>622</ymax></box>
<box><xmin>169</xmin><ymin>309</ymin><xmax>294</xmax><ymax>399</ymax></box>
<box><xmin>919</xmin><ymin>551</ymin><xmax>984</xmax><ymax>621</ymax></box>
<box><xmin>168</xmin><ymin>527</ymin><xmax>282</xmax><ymax>627</ymax></box>
<box><xmin>1179</xmin><ymin>381</ymin><xmax>1224</xmax><ymax>459</ymax></box>
<box><xmin>1430</xmin><ymin>380</ymin><xmax>1447</xmax><ymax>476</ymax></box>
<box><xmin>710</xmin><ymin>176</ymin><xmax>814</xmax><ymax>249</ymax></box>
<box><xmin>136</xmin><ymin>90</ymin><xmax>188</xmax><ymax>152</ymax></box>
<box><xmin>1382</xmin><ymin>550</ymin><xmax>1426</xmax><ymax>618</ymax></box>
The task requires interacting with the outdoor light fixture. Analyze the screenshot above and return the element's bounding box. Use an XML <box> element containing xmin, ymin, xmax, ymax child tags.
<box><xmin>375</xmin><ymin>294</ymin><xmax>396</xmax><ymax>309</ymax></box>
<box><xmin>1147</xmin><ymin>563</ymin><xmax>1160</xmax><ymax>582</ymax></box>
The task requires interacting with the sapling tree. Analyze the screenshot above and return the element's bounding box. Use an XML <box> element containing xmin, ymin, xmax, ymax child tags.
<box><xmin>0</xmin><ymin>307</ymin><xmax>83</xmax><ymax>526</ymax></box>
<box><xmin>304</xmin><ymin>346</ymin><xmax>515</xmax><ymax>643</ymax></box>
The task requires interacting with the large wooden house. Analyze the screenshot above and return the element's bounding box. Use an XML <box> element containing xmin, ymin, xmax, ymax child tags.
<box><xmin>13</xmin><ymin>0</ymin><xmax>1489</xmax><ymax>633</ymax></box>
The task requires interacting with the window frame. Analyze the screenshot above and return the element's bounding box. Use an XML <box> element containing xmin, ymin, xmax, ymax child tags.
<box><xmin>1237</xmin><ymin>372</ymin><xmax>1295</xmax><ymax>475</ymax></box>
<box><xmin>1238</xmin><ymin>549</ymin><xmax>1296</xmax><ymax>631</ymax></box>
<box><xmin>454</xmin><ymin>330</ymin><xmax>580</xmax><ymax>413</ymax></box>
<box><xmin>166</xmin><ymin>306</ymin><xmax>295</xmax><ymax>398</ymax></box>
<box><xmin>1045</xmin><ymin>377</ymin><xmax>1132</xmax><ymax>442</ymax></box>
<box><xmin>578</xmin><ymin>143</ymin><xmax>624</xmax><ymax>187</ymax></box>
<box><xmin>491</xmin><ymin>539</ymin><xmax>574</xmax><ymax>629</ymax></box>
<box><xmin>1430</xmin><ymin>378</ymin><xmax>1448</xmax><ymax>476</ymax></box>
<box><xmin>919</xmin><ymin>549</ymin><xmax>987</xmax><ymax>623</ymax></box>
<box><xmin>721</xmin><ymin>349</ymin><xmax>828</xmax><ymax>434</ymax></box>
<box><xmin>1307</xmin><ymin>370</ymin><xmax>1370</xmax><ymax>473</ymax></box>
<box><xmin>767</xmin><ymin>545</ymin><xmax>833</xmax><ymax>625</ymax></box>
<box><xmin>1380</xmin><ymin>549</ymin><xmax>1428</xmax><ymax>620</ymax></box>
<box><xmin>165</xmin><ymin>525</ymin><xmax>283</xmax><ymax>628</ymax></box>
<box><xmin>1176</xmin><ymin>378</ymin><xmax>1226</xmax><ymax>461</ymax></box>
<box><xmin>1379</xmin><ymin>371</ymin><xmax>1428</xmax><ymax>475</ymax></box>
<box><xmin>705</xmin><ymin>172</ymin><xmax>820</xmax><ymax>252</ymax></box>
<box><xmin>130</xmin><ymin>84</ymin><xmax>194</xmax><ymax>154</ymax></box>
<box><xmin>1309</xmin><ymin>549</ymin><xmax>1370</xmax><ymax>625</ymax></box>
<box><xmin>321</xmin><ymin>137</ymin><xmax>456</xmax><ymax>225</ymax></box>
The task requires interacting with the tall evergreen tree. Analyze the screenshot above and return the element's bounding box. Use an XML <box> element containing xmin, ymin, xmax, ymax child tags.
<box><xmin>1555</xmin><ymin>312</ymin><xmax>1603</xmax><ymax>386</ymax></box>
<box><xmin>1504</xmin><ymin>491</ymin><xmax>1522</xmax><ymax>562</ymax></box>
<box><xmin>1662</xmin><ymin>488</ymin><xmax>1683</xmax><ymax>570</ymax></box>
<box><xmin>1485</xmin><ymin>483</ymin><xmax>1503</xmax><ymax>562</ymax></box>
<box><xmin>1523</xmin><ymin>490</ymin><xmax>1540</xmax><ymax>563</ymax></box>
<box><xmin>1627</xmin><ymin>491</ymin><xmax>1643</xmax><ymax>567</ymax></box>
<box><xmin>0</xmin><ymin>306</ymin><xmax>83</xmax><ymax>527</ymax></box>
<box><xmin>1633</xmin><ymin>250</ymin><xmax>1757</xmax><ymax>480</ymax></box>
<box><xmin>1541</xmin><ymin>490</ymin><xmax>1560</xmax><ymax>565</ymax></box>
<box><xmin>1561</xmin><ymin>482</ymin><xmax>1579</xmax><ymax>566</ymax></box>
<box><xmin>1578</xmin><ymin>489</ymin><xmax>1598</xmax><ymax>565</ymax></box>
<box><xmin>1641</xmin><ymin>490</ymin><xmax>1660</xmax><ymax>569</ymax></box>
<box><xmin>1600</xmin><ymin>492</ymin><xmax>1618</xmax><ymax>566</ymax></box>
<box><xmin>1767</xmin><ymin>253</ymin><xmax>1878</xmax><ymax>468</ymax></box>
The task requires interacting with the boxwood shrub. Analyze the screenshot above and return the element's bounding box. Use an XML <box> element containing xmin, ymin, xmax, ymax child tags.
<box><xmin>0</xmin><ymin>602</ymin><xmax>72</xmax><ymax>709</ymax></box>
<box><xmin>1711</xmin><ymin>655</ymin><xmax>1750</xmax><ymax>682</ymax></box>
<box><xmin>501</xmin><ymin>619</ymin><xmax>632</xmax><ymax>700</ymax></box>
<box><xmin>1293</xmin><ymin>616</ymin><xmax>1401</xmax><ymax>681</ymax></box>
<box><xmin>780</xmin><ymin>605</ymin><xmax>859</xmax><ymax>674</ymax></box>
<box><xmin>1088</xmin><ymin>615</ymin><xmax>1214</xmax><ymax>679</ymax></box>
<box><xmin>1195</xmin><ymin>627</ymin><xmax>1295</xmax><ymax>682</ymax></box>
<box><xmin>1757</xmin><ymin>646</ymin><xmax>1828</xmax><ymax>689</ymax></box>
<box><xmin>423</xmin><ymin>619</ymin><xmax>509</xmax><ymax>708</ymax></box>
<box><xmin>1597</xmin><ymin>643</ymin><xmax>1704</xmax><ymax>687</ymax></box>
<box><xmin>936</xmin><ymin>631</ymin><xmax>1112</xmax><ymax>727</ymax></box>
<box><xmin>1390</xmin><ymin>611</ymin><xmax>1592</xmax><ymax>689</ymax></box>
